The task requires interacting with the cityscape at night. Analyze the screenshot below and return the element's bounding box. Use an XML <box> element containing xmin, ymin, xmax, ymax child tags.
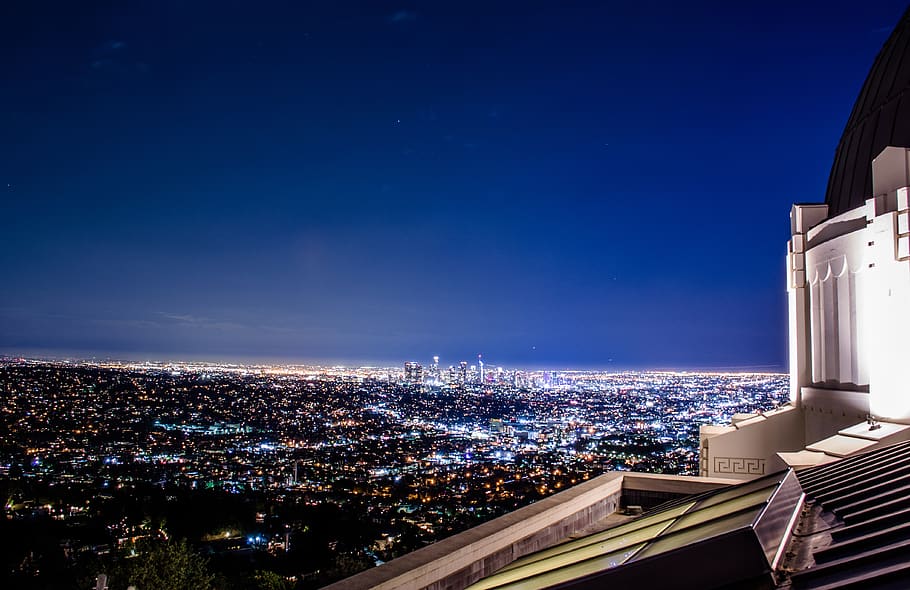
<box><xmin>0</xmin><ymin>356</ymin><xmax>786</xmax><ymax>587</ymax></box>
<box><xmin>5</xmin><ymin>1</ymin><xmax>910</xmax><ymax>589</ymax></box>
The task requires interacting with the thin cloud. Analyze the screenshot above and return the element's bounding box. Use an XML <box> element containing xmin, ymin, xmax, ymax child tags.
<box><xmin>388</xmin><ymin>10</ymin><xmax>417</xmax><ymax>24</ymax></box>
<box><xmin>157</xmin><ymin>312</ymin><xmax>205</xmax><ymax>324</ymax></box>
<box><xmin>91</xmin><ymin>59</ymin><xmax>115</xmax><ymax>71</ymax></box>
<box><xmin>155</xmin><ymin>312</ymin><xmax>244</xmax><ymax>331</ymax></box>
<box><xmin>88</xmin><ymin>40</ymin><xmax>148</xmax><ymax>74</ymax></box>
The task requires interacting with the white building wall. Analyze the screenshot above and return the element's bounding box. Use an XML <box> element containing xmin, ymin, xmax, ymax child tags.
<box><xmin>700</xmin><ymin>147</ymin><xmax>910</xmax><ymax>478</ymax></box>
<box><xmin>867</xmin><ymin>200</ymin><xmax>910</xmax><ymax>420</ymax></box>
<box><xmin>800</xmin><ymin>387</ymin><xmax>870</xmax><ymax>443</ymax></box>
<box><xmin>804</xmin><ymin>222</ymin><xmax>870</xmax><ymax>387</ymax></box>
<box><xmin>699</xmin><ymin>406</ymin><xmax>803</xmax><ymax>480</ymax></box>
<box><xmin>792</xmin><ymin>148</ymin><xmax>910</xmax><ymax>423</ymax></box>
<box><xmin>788</xmin><ymin>205</ymin><xmax>826</xmax><ymax>403</ymax></box>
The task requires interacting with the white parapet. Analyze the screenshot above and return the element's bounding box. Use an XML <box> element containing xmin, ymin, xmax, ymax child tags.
<box><xmin>699</xmin><ymin>405</ymin><xmax>804</xmax><ymax>480</ymax></box>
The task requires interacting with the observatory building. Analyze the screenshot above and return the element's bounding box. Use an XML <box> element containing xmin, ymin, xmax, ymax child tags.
<box><xmin>700</xmin><ymin>6</ymin><xmax>910</xmax><ymax>478</ymax></box>
<box><xmin>326</xmin><ymin>7</ymin><xmax>910</xmax><ymax>590</ymax></box>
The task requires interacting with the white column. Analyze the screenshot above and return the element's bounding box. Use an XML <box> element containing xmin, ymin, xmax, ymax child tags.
<box><xmin>788</xmin><ymin>204</ymin><xmax>828</xmax><ymax>402</ymax></box>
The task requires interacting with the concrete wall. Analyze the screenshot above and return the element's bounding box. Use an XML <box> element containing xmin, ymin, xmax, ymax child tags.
<box><xmin>322</xmin><ymin>472</ymin><xmax>735</xmax><ymax>590</ymax></box>
<box><xmin>322</xmin><ymin>472</ymin><xmax>624</xmax><ymax>590</ymax></box>
<box><xmin>867</xmin><ymin>186</ymin><xmax>910</xmax><ymax>421</ymax></box>
<box><xmin>801</xmin><ymin>386</ymin><xmax>870</xmax><ymax>443</ymax></box>
<box><xmin>700</xmin><ymin>405</ymin><xmax>805</xmax><ymax>480</ymax></box>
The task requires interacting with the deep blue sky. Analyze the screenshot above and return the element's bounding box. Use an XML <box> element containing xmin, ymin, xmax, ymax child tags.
<box><xmin>1</xmin><ymin>1</ymin><xmax>907</xmax><ymax>369</ymax></box>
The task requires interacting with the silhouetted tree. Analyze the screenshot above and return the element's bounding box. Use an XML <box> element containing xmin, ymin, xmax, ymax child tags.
<box><xmin>249</xmin><ymin>569</ymin><xmax>294</xmax><ymax>590</ymax></box>
<box><xmin>105</xmin><ymin>539</ymin><xmax>214</xmax><ymax>590</ymax></box>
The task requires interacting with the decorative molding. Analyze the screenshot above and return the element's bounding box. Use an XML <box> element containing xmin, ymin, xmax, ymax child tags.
<box><xmin>713</xmin><ymin>457</ymin><xmax>766</xmax><ymax>475</ymax></box>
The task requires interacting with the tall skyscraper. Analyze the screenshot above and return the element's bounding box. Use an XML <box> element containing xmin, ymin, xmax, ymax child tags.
<box><xmin>430</xmin><ymin>355</ymin><xmax>440</xmax><ymax>384</ymax></box>
<box><xmin>404</xmin><ymin>361</ymin><xmax>423</xmax><ymax>384</ymax></box>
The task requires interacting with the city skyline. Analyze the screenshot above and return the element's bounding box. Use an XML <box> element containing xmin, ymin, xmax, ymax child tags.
<box><xmin>0</xmin><ymin>356</ymin><xmax>789</xmax><ymax>586</ymax></box>
<box><xmin>1</xmin><ymin>351</ymin><xmax>788</xmax><ymax>374</ymax></box>
<box><xmin>3</xmin><ymin>1</ymin><xmax>908</xmax><ymax>368</ymax></box>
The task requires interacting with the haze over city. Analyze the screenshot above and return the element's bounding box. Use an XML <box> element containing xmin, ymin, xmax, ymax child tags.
<box><xmin>3</xmin><ymin>1</ymin><xmax>906</xmax><ymax>368</ymax></box>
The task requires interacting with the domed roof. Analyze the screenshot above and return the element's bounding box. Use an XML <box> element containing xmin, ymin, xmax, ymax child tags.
<box><xmin>825</xmin><ymin>6</ymin><xmax>910</xmax><ymax>217</ymax></box>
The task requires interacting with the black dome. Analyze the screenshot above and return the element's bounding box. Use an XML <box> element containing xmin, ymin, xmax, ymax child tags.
<box><xmin>825</xmin><ymin>6</ymin><xmax>910</xmax><ymax>217</ymax></box>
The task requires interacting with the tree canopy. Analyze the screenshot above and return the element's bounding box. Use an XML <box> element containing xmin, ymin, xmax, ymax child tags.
<box><xmin>107</xmin><ymin>540</ymin><xmax>214</xmax><ymax>590</ymax></box>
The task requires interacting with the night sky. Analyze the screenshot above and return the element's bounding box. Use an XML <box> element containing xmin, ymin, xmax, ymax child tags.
<box><xmin>2</xmin><ymin>1</ymin><xmax>907</xmax><ymax>369</ymax></box>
